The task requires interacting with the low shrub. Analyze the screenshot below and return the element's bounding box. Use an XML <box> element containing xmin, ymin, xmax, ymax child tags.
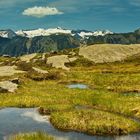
<box><xmin>26</xmin><ymin>71</ymin><xmax>61</xmax><ymax>81</ymax></box>
<box><xmin>65</xmin><ymin>57</ymin><xmax>95</xmax><ymax>67</ymax></box>
<box><xmin>16</xmin><ymin>61</ymin><xmax>33</xmax><ymax>71</ymax></box>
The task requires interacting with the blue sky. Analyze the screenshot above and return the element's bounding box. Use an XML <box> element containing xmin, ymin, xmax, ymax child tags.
<box><xmin>0</xmin><ymin>0</ymin><xmax>140</xmax><ymax>32</ymax></box>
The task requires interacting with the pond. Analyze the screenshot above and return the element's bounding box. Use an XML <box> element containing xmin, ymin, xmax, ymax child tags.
<box><xmin>67</xmin><ymin>84</ymin><xmax>88</xmax><ymax>89</ymax></box>
<box><xmin>0</xmin><ymin>108</ymin><xmax>140</xmax><ymax>140</ymax></box>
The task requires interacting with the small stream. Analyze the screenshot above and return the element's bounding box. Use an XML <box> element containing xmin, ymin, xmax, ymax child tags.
<box><xmin>0</xmin><ymin>108</ymin><xmax>140</xmax><ymax>140</ymax></box>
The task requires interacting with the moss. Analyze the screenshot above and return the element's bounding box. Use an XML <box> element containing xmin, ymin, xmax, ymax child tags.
<box><xmin>51</xmin><ymin>109</ymin><xmax>140</xmax><ymax>135</ymax></box>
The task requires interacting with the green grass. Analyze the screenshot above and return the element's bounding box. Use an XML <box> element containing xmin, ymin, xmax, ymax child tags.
<box><xmin>51</xmin><ymin>109</ymin><xmax>140</xmax><ymax>135</ymax></box>
<box><xmin>9</xmin><ymin>132</ymin><xmax>54</xmax><ymax>140</ymax></box>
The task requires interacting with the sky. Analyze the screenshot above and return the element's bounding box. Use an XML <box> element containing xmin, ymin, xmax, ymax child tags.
<box><xmin>0</xmin><ymin>0</ymin><xmax>140</xmax><ymax>32</ymax></box>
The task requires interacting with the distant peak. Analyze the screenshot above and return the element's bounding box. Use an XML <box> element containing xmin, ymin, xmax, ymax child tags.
<box><xmin>0</xmin><ymin>29</ymin><xmax>16</xmax><ymax>39</ymax></box>
<box><xmin>0</xmin><ymin>27</ymin><xmax>113</xmax><ymax>39</ymax></box>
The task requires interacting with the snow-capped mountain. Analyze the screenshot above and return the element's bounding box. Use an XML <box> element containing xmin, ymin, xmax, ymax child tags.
<box><xmin>16</xmin><ymin>27</ymin><xmax>71</xmax><ymax>38</ymax></box>
<box><xmin>0</xmin><ymin>27</ymin><xmax>113</xmax><ymax>39</ymax></box>
<box><xmin>72</xmin><ymin>30</ymin><xmax>113</xmax><ymax>39</ymax></box>
<box><xmin>93</xmin><ymin>30</ymin><xmax>113</xmax><ymax>36</ymax></box>
<box><xmin>16</xmin><ymin>27</ymin><xmax>113</xmax><ymax>39</ymax></box>
<box><xmin>0</xmin><ymin>29</ymin><xmax>17</xmax><ymax>39</ymax></box>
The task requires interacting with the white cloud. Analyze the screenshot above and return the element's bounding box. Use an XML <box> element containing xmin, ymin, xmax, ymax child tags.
<box><xmin>22</xmin><ymin>6</ymin><xmax>63</xmax><ymax>18</ymax></box>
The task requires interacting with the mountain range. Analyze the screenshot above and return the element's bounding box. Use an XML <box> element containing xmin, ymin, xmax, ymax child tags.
<box><xmin>0</xmin><ymin>27</ymin><xmax>140</xmax><ymax>56</ymax></box>
<box><xmin>0</xmin><ymin>27</ymin><xmax>113</xmax><ymax>39</ymax></box>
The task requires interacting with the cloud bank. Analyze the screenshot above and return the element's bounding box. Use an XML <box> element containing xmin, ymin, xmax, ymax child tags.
<box><xmin>22</xmin><ymin>6</ymin><xmax>63</xmax><ymax>18</ymax></box>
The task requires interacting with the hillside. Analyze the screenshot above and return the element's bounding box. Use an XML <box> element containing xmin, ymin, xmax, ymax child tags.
<box><xmin>79</xmin><ymin>44</ymin><xmax>140</xmax><ymax>63</ymax></box>
<box><xmin>0</xmin><ymin>34</ymin><xmax>80</xmax><ymax>56</ymax></box>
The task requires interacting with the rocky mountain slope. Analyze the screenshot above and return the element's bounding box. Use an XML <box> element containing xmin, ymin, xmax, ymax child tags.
<box><xmin>87</xmin><ymin>29</ymin><xmax>140</xmax><ymax>45</ymax></box>
<box><xmin>0</xmin><ymin>34</ymin><xmax>80</xmax><ymax>56</ymax></box>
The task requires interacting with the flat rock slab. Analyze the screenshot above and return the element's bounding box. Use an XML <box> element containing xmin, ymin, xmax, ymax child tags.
<box><xmin>32</xmin><ymin>67</ymin><xmax>48</xmax><ymax>74</ymax></box>
<box><xmin>20</xmin><ymin>53</ymin><xmax>37</xmax><ymax>63</ymax></box>
<box><xmin>79</xmin><ymin>44</ymin><xmax>140</xmax><ymax>63</ymax></box>
<box><xmin>0</xmin><ymin>81</ymin><xmax>18</xmax><ymax>92</ymax></box>
<box><xmin>47</xmin><ymin>55</ymin><xmax>77</xmax><ymax>70</ymax></box>
<box><xmin>0</xmin><ymin>66</ymin><xmax>24</xmax><ymax>76</ymax></box>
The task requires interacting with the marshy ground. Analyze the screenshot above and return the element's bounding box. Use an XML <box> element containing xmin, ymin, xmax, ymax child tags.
<box><xmin>1</xmin><ymin>45</ymin><xmax>140</xmax><ymax>138</ymax></box>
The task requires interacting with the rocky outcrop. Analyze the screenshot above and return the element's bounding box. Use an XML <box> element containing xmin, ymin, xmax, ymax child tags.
<box><xmin>32</xmin><ymin>67</ymin><xmax>48</xmax><ymax>74</ymax></box>
<box><xmin>79</xmin><ymin>44</ymin><xmax>140</xmax><ymax>63</ymax></box>
<box><xmin>0</xmin><ymin>81</ymin><xmax>18</xmax><ymax>93</ymax></box>
<box><xmin>47</xmin><ymin>55</ymin><xmax>77</xmax><ymax>70</ymax></box>
<box><xmin>0</xmin><ymin>66</ymin><xmax>24</xmax><ymax>76</ymax></box>
<box><xmin>20</xmin><ymin>53</ymin><xmax>37</xmax><ymax>63</ymax></box>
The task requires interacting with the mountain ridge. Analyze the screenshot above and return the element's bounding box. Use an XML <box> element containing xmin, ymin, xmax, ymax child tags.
<box><xmin>0</xmin><ymin>28</ymin><xmax>140</xmax><ymax>56</ymax></box>
<box><xmin>0</xmin><ymin>27</ymin><xmax>113</xmax><ymax>39</ymax></box>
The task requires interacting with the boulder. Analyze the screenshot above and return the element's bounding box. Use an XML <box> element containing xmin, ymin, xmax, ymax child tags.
<box><xmin>32</xmin><ymin>67</ymin><xmax>48</xmax><ymax>74</ymax></box>
<box><xmin>0</xmin><ymin>66</ymin><xmax>24</xmax><ymax>76</ymax></box>
<box><xmin>20</xmin><ymin>53</ymin><xmax>37</xmax><ymax>63</ymax></box>
<box><xmin>0</xmin><ymin>81</ymin><xmax>18</xmax><ymax>93</ymax></box>
<box><xmin>47</xmin><ymin>55</ymin><xmax>77</xmax><ymax>70</ymax></box>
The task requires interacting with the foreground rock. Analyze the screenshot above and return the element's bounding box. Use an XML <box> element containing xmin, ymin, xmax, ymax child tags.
<box><xmin>79</xmin><ymin>44</ymin><xmax>140</xmax><ymax>63</ymax></box>
<box><xmin>0</xmin><ymin>81</ymin><xmax>18</xmax><ymax>92</ymax></box>
<box><xmin>47</xmin><ymin>55</ymin><xmax>77</xmax><ymax>70</ymax></box>
<box><xmin>0</xmin><ymin>66</ymin><xmax>24</xmax><ymax>76</ymax></box>
<box><xmin>20</xmin><ymin>53</ymin><xmax>37</xmax><ymax>63</ymax></box>
<box><xmin>32</xmin><ymin>67</ymin><xmax>48</xmax><ymax>74</ymax></box>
